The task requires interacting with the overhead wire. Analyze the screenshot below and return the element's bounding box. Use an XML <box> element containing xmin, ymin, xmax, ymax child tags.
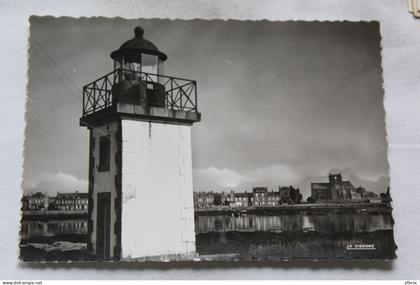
<box><xmin>29</xmin><ymin>42</ymin><xmax>122</xmax><ymax>145</ymax></box>
<box><xmin>30</xmin><ymin>47</ymin><xmax>82</xmax><ymax>104</ymax></box>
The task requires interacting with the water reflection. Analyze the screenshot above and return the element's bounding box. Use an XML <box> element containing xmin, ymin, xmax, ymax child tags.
<box><xmin>21</xmin><ymin>219</ymin><xmax>88</xmax><ymax>240</ymax></box>
<box><xmin>20</xmin><ymin>213</ymin><xmax>393</xmax><ymax>240</ymax></box>
<box><xmin>195</xmin><ymin>213</ymin><xmax>393</xmax><ymax>234</ymax></box>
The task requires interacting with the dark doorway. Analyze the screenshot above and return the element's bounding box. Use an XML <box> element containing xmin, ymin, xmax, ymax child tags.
<box><xmin>96</xmin><ymin>192</ymin><xmax>111</xmax><ymax>259</ymax></box>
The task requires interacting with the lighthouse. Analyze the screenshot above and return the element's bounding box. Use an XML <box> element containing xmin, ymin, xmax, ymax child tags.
<box><xmin>80</xmin><ymin>27</ymin><xmax>200</xmax><ymax>260</ymax></box>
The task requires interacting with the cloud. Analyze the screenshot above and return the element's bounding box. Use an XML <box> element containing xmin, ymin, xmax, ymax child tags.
<box><xmin>247</xmin><ymin>164</ymin><xmax>302</xmax><ymax>186</ymax></box>
<box><xmin>23</xmin><ymin>172</ymin><xmax>87</xmax><ymax>195</ymax></box>
<box><xmin>194</xmin><ymin>164</ymin><xmax>302</xmax><ymax>191</ymax></box>
<box><xmin>194</xmin><ymin>167</ymin><xmax>244</xmax><ymax>189</ymax></box>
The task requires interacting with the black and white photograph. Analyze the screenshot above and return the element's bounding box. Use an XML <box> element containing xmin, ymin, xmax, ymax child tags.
<box><xmin>20</xmin><ymin>16</ymin><xmax>396</xmax><ymax>262</ymax></box>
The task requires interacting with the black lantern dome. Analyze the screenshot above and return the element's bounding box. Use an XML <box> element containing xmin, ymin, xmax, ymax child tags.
<box><xmin>110</xmin><ymin>26</ymin><xmax>167</xmax><ymax>62</ymax></box>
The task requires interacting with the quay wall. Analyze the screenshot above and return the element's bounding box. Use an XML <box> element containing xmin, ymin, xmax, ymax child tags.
<box><xmin>22</xmin><ymin>210</ymin><xmax>88</xmax><ymax>220</ymax></box>
<box><xmin>194</xmin><ymin>203</ymin><xmax>392</xmax><ymax>215</ymax></box>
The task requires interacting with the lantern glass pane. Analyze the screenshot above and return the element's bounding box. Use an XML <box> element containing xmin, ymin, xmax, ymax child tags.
<box><xmin>142</xmin><ymin>54</ymin><xmax>158</xmax><ymax>82</ymax></box>
<box><xmin>123</xmin><ymin>61</ymin><xmax>141</xmax><ymax>81</ymax></box>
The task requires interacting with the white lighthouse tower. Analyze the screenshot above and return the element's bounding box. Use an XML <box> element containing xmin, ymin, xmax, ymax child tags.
<box><xmin>80</xmin><ymin>27</ymin><xmax>200</xmax><ymax>260</ymax></box>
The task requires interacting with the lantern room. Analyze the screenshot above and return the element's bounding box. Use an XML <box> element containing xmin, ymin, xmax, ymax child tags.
<box><xmin>81</xmin><ymin>26</ymin><xmax>200</xmax><ymax>126</ymax></box>
<box><xmin>110</xmin><ymin>26</ymin><xmax>166</xmax><ymax>81</ymax></box>
<box><xmin>110</xmin><ymin>27</ymin><xmax>167</xmax><ymax>107</ymax></box>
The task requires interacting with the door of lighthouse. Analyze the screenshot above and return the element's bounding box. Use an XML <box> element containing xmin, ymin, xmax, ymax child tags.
<box><xmin>96</xmin><ymin>192</ymin><xmax>111</xmax><ymax>259</ymax></box>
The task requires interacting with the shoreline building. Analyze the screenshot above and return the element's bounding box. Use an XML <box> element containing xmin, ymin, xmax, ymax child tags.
<box><xmin>193</xmin><ymin>186</ymin><xmax>302</xmax><ymax>209</ymax></box>
<box><xmin>193</xmin><ymin>192</ymin><xmax>215</xmax><ymax>208</ymax></box>
<box><xmin>311</xmin><ymin>173</ymin><xmax>366</xmax><ymax>202</ymax></box>
<box><xmin>21</xmin><ymin>192</ymin><xmax>49</xmax><ymax>211</ymax></box>
<box><xmin>80</xmin><ymin>27</ymin><xmax>201</xmax><ymax>260</ymax></box>
<box><xmin>233</xmin><ymin>192</ymin><xmax>254</xmax><ymax>207</ymax></box>
<box><xmin>252</xmin><ymin>187</ymin><xmax>268</xmax><ymax>207</ymax></box>
<box><xmin>265</xmin><ymin>191</ymin><xmax>281</xmax><ymax>206</ymax></box>
<box><xmin>21</xmin><ymin>191</ymin><xmax>88</xmax><ymax>211</ymax></box>
<box><xmin>278</xmin><ymin>186</ymin><xmax>302</xmax><ymax>204</ymax></box>
<box><xmin>221</xmin><ymin>191</ymin><xmax>236</xmax><ymax>207</ymax></box>
<box><xmin>55</xmin><ymin>192</ymin><xmax>89</xmax><ymax>210</ymax></box>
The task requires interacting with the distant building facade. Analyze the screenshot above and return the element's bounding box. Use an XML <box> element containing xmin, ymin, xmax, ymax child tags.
<box><xmin>265</xmin><ymin>191</ymin><xmax>281</xmax><ymax>206</ymax></box>
<box><xmin>253</xmin><ymin>187</ymin><xmax>268</xmax><ymax>207</ymax></box>
<box><xmin>21</xmin><ymin>192</ymin><xmax>49</xmax><ymax>210</ymax></box>
<box><xmin>193</xmin><ymin>191</ymin><xmax>215</xmax><ymax>208</ymax></box>
<box><xmin>357</xmin><ymin>186</ymin><xmax>367</xmax><ymax>196</ymax></box>
<box><xmin>193</xmin><ymin>186</ymin><xmax>303</xmax><ymax>209</ymax></box>
<box><xmin>234</xmin><ymin>192</ymin><xmax>248</xmax><ymax>207</ymax></box>
<box><xmin>22</xmin><ymin>191</ymin><xmax>88</xmax><ymax>211</ymax></box>
<box><xmin>56</xmin><ymin>192</ymin><xmax>88</xmax><ymax>210</ymax></box>
<box><xmin>75</xmin><ymin>193</ymin><xmax>89</xmax><ymax>210</ymax></box>
<box><xmin>221</xmin><ymin>191</ymin><xmax>236</xmax><ymax>207</ymax></box>
<box><xmin>311</xmin><ymin>173</ymin><xmax>368</xmax><ymax>202</ymax></box>
<box><xmin>278</xmin><ymin>186</ymin><xmax>302</xmax><ymax>204</ymax></box>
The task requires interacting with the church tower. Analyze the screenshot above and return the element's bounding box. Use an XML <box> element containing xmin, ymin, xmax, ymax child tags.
<box><xmin>80</xmin><ymin>27</ymin><xmax>200</xmax><ymax>260</ymax></box>
<box><xmin>329</xmin><ymin>173</ymin><xmax>344</xmax><ymax>200</ymax></box>
<box><xmin>329</xmin><ymin>173</ymin><xmax>343</xmax><ymax>184</ymax></box>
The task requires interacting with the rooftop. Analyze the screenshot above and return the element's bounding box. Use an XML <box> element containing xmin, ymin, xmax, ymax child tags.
<box><xmin>110</xmin><ymin>26</ymin><xmax>168</xmax><ymax>62</ymax></box>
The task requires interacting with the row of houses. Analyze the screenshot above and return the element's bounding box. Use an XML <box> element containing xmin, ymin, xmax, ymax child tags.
<box><xmin>21</xmin><ymin>191</ymin><xmax>89</xmax><ymax>211</ymax></box>
<box><xmin>194</xmin><ymin>173</ymin><xmax>386</xmax><ymax>208</ymax></box>
<box><xmin>22</xmin><ymin>174</ymin><xmax>385</xmax><ymax>211</ymax></box>
<box><xmin>193</xmin><ymin>186</ymin><xmax>302</xmax><ymax>209</ymax></box>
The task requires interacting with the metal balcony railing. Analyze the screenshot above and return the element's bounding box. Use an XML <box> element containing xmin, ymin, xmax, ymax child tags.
<box><xmin>82</xmin><ymin>68</ymin><xmax>198</xmax><ymax>116</ymax></box>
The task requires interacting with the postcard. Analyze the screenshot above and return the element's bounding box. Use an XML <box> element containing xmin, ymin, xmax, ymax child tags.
<box><xmin>20</xmin><ymin>17</ymin><xmax>396</xmax><ymax>261</ymax></box>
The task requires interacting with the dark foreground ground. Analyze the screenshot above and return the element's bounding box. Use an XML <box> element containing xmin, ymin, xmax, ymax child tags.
<box><xmin>20</xmin><ymin>230</ymin><xmax>396</xmax><ymax>261</ymax></box>
<box><xmin>196</xmin><ymin>230</ymin><xmax>397</xmax><ymax>260</ymax></box>
<box><xmin>20</xmin><ymin>234</ymin><xmax>99</xmax><ymax>262</ymax></box>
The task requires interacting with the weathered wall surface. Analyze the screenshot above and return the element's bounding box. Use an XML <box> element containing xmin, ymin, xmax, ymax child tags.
<box><xmin>120</xmin><ymin>119</ymin><xmax>196</xmax><ymax>259</ymax></box>
<box><xmin>90</xmin><ymin>122</ymin><xmax>119</xmax><ymax>257</ymax></box>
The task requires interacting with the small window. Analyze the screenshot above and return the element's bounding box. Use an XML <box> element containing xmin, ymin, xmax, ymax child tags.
<box><xmin>98</xmin><ymin>135</ymin><xmax>111</xmax><ymax>171</ymax></box>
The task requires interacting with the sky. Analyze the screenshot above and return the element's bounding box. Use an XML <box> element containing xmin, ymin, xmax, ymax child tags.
<box><xmin>23</xmin><ymin>17</ymin><xmax>389</xmax><ymax>199</ymax></box>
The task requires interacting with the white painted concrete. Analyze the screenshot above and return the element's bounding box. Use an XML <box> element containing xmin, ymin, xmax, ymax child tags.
<box><xmin>90</xmin><ymin>122</ymin><xmax>119</xmax><ymax>257</ymax></box>
<box><xmin>120</xmin><ymin>119</ymin><xmax>196</xmax><ymax>259</ymax></box>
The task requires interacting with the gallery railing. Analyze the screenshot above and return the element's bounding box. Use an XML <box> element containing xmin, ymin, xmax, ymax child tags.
<box><xmin>82</xmin><ymin>68</ymin><xmax>198</xmax><ymax>116</ymax></box>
